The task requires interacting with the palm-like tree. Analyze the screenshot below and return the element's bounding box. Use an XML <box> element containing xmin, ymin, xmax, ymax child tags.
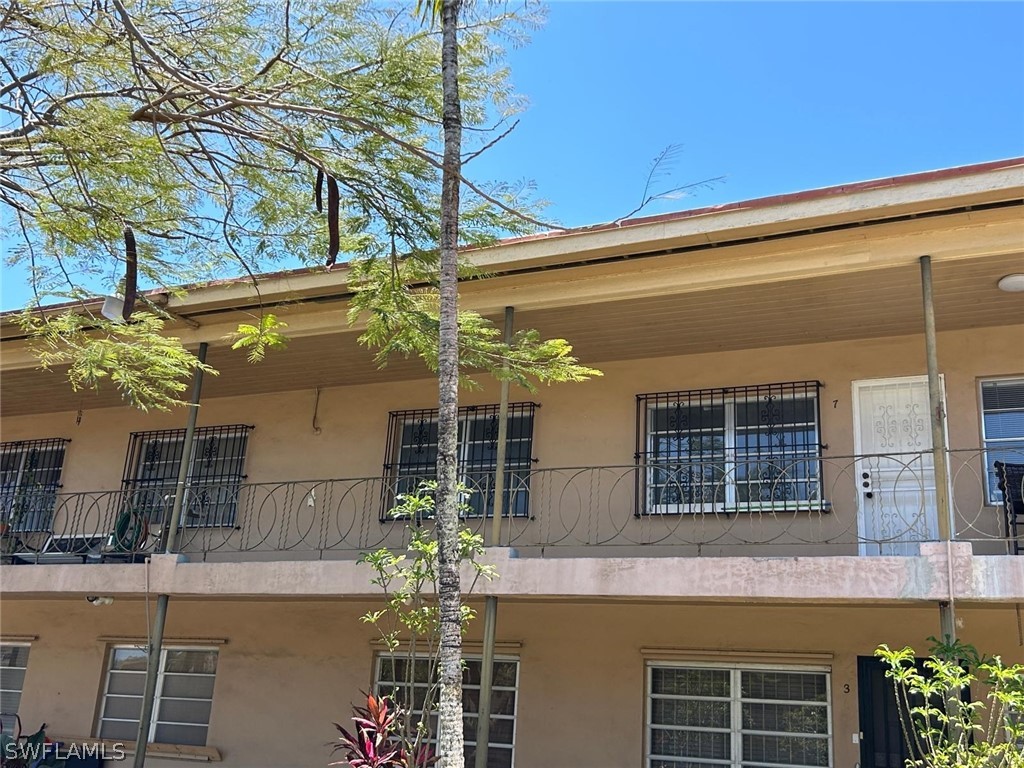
<box><xmin>432</xmin><ymin>1</ymin><xmax>466</xmax><ymax>765</ymax></box>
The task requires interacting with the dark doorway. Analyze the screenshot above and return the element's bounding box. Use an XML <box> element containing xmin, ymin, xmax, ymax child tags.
<box><xmin>858</xmin><ymin>655</ymin><xmax>971</xmax><ymax>768</ymax></box>
<box><xmin>858</xmin><ymin>656</ymin><xmax>913</xmax><ymax>768</ymax></box>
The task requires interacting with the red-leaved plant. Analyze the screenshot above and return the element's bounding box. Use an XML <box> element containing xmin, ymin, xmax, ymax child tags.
<box><xmin>331</xmin><ymin>693</ymin><xmax>437</xmax><ymax>768</ymax></box>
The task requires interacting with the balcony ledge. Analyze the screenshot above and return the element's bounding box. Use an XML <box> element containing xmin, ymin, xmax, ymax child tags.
<box><xmin>1</xmin><ymin>543</ymin><xmax>1022</xmax><ymax>604</ymax></box>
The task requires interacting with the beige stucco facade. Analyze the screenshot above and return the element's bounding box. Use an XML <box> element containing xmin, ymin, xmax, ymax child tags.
<box><xmin>1</xmin><ymin>326</ymin><xmax>1022</xmax><ymax>491</ymax></box>
<box><xmin>1</xmin><ymin>325</ymin><xmax>1022</xmax><ymax>562</ymax></box>
<box><xmin>2</xmin><ymin>597</ymin><xmax>1023</xmax><ymax>767</ymax></box>
<box><xmin>2</xmin><ymin>160</ymin><xmax>1024</xmax><ymax>766</ymax></box>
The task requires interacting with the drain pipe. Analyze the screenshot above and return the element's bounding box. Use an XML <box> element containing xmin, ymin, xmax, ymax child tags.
<box><xmin>476</xmin><ymin>307</ymin><xmax>513</xmax><ymax>768</ymax></box>
<box><xmin>474</xmin><ymin>595</ymin><xmax>499</xmax><ymax>768</ymax></box>
<box><xmin>919</xmin><ymin>257</ymin><xmax>956</xmax><ymax>642</ymax></box>
<box><xmin>133</xmin><ymin>342</ymin><xmax>208</xmax><ymax>767</ymax></box>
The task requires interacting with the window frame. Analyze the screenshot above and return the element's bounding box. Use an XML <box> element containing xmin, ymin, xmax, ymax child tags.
<box><xmin>97</xmin><ymin>645</ymin><xmax>218</xmax><ymax>747</ymax></box>
<box><xmin>373</xmin><ymin>652</ymin><xmax>519</xmax><ymax>768</ymax></box>
<box><xmin>645</xmin><ymin>660</ymin><xmax>833</xmax><ymax>768</ymax></box>
<box><xmin>382</xmin><ymin>403</ymin><xmax>537</xmax><ymax>521</ymax></box>
<box><xmin>0</xmin><ymin>642</ymin><xmax>31</xmax><ymax>735</ymax></box>
<box><xmin>0</xmin><ymin>438</ymin><xmax>70</xmax><ymax>532</ymax></box>
<box><xmin>979</xmin><ymin>376</ymin><xmax>1024</xmax><ymax>505</ymax></box>
<box><xmin>121</xmin><ymin>425</ymin><xmax>253</xmax><ymax>528</ymax></box>
<box><xmin>636</xmin><ymin>382</ymin><xmax>825</xmax><ymax>515</ymax></box>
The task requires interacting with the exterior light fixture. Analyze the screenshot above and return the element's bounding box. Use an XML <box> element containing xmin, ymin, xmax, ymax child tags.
<box><xmin>99</xmin><ymin>296</ymin><xmax>126</xmax><ymax>321</ymax></box>
<box><xmin>997</xmin><ymin>274</ymin><xmax>1024</xmax><ymax>293</ymax></box>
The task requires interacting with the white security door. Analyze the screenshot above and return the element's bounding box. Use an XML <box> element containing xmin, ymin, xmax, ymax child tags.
<box><xmin>852</xmin><ymin>376</ymin><xmax>943</xmax><ymax>555</ymax></box>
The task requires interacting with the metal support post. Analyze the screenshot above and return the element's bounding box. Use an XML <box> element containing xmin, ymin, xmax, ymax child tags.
<box><xmin>474</xmin><ymin>596</ymin><xmax>499</xmax><ymax>768</ymax></box>
<box><xmin>489</xmin><ymin>307</ymin><xmax>514</xmax><ymax>547</ymax></box>
<box><xmin>920</xmin><ymin>257</ymin><xmax>956</xmax><ymax>642</ymax></box>
<box><xmin>133</xmin><ymin>342</ymin><xmax>208</xmax><ymax>767</ymax></box>
<box><xmin>478</xmin><ymin>308</ymin><xmax>513</xmax><ymax>768</ymax></box>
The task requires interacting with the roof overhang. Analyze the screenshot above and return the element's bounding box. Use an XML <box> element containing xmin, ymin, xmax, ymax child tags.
<box><xmin>2</xmin><ymin>159</ymin><xmax>1022</xmax><ymax>416</ymax></box>
<box><xmin>3</xmin><ymin>157</ymin><xmax>1022</xmax><ymax>326</ymax></box>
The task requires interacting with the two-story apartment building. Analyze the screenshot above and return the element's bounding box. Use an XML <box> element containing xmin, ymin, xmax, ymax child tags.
<box><xmin>1</xmin><ymin>158</ymin><xmax>1023</xmax><ymax>768</ymax></box>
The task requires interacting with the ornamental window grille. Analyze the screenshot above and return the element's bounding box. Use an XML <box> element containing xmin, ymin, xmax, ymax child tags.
<box><xmin>636</xmin><ymin>382</ymin><xmax>824</xmax><ymax>514</ymax></box>
<box><xmin>382</xmin><ymin>403</ymin><xmax>536</xmax><ymax>520</ymax></box>
<box><xmin>121</xmin><ymin>425</ymin><xmax>252</xmax><ymax>527</ymax></box>
<box><xmin>0</xmin><ymin>438</ymin><xmax>69</xmax><ymax>531</ymax></box>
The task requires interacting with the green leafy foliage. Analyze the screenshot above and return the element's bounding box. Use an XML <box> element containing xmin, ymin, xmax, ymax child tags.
<box><xmin>360</xmin><ymin>483</ymin><xmax>495</xmax><ymax>650</ymax></box>
<box><xmin>357</xmin><ymin>484</ymin><xmax>495</xmax><ymax>761</ymax></box>
<box><xmin>4</xmin><ymin>0</ymin><xmax>551</xmax><ymax>407</ymax></box>
<box><xmin>875</xmin><ymin>641</ymin><xmax>1024</xmax><ymax>768</ymax></box>
<box><xmin>4</xmin><ymin>0</ymin><xmax>527</xmax><ymax>281</ymax></box>
<box><xmin>227</xmin><ymin>313</ymin><xmax>289</xmax><ymax>363</ymax></box>
<box><xmin>348</xmin><ymin>255</ymin><xmax>602</xmax><ymax>390</ymax></box>
<box><xmin>21</xmin><ymin>310</ymin><xmax>216</xmax><ymax>411</ymax></box>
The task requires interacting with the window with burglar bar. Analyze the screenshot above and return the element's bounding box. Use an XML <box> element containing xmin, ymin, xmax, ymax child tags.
<box><xmin>646</xmin><ymin>662</ymin><xmax>832</xmax><ymax>768</ymax></box>
<box><xmin>636</xmin><ymin>382</ymin><xmax>824</xmax><ymax>514</ymax></box>
<box><xmin>382</xmin><ymin>403</ymin><xmax>536</xmax><ymax>520</ymax></box>
<box><xmin>121</xmin><ymin>425</ymin><xmax>252</xmax><ymax>527</ymax></box>
<box><xmin>375</xmin><ymin>654</ymin><xmax>519</xmax><ymax>768</ymax></box>
<box><xmin>1</xmin><ymin>438</ymin><xmax>69</xmax><ymax>532</ymax></box>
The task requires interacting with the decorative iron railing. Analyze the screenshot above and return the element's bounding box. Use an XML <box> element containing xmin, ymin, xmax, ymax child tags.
<box><xmin>1</xmin><ymin>448</ymin><xmax>1021</xmax><ymax>563</ymax></box>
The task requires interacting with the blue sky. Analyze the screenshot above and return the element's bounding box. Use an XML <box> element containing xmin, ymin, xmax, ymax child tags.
<box><xmin>471</xmin><ymin>1</ymin><xmax>1024</xmax><ymax>227</ymax></box>
<box><xmin>2</xmin><ymin>1</ymin><xmax>1022</xmax><ymax>309</ymax></box>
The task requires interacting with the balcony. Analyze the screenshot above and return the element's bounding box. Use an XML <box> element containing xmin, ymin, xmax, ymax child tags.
<box><xmin>1</xmin><ymin>449</ymin><xmax>1020</xmax><ymax>565</ymax></box>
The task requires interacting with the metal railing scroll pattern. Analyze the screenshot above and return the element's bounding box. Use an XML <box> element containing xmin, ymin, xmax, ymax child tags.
<box><xmin>4</xmin><ymin>448</ymin><xmax>1022</xmax><ymax>561</ymax></box>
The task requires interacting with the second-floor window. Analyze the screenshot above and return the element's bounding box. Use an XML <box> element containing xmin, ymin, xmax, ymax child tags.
<box><xmin>980</xmin><ymin>377</ymin><xmax>1024</xmax><ymax>505</ymax></box>
<box><xmin>636</xmin><ymin>382</ymin><xmax>824</xmax><ymax>514</ymax></box>
<box><xmin>121</xmin><ymin>425</ymin><xmax>252</xmax><ymax>527</ymax></box>
<box><xmin>1</xmin><ymin>438</ymin><xmax>69</xmax><ymax>531</ymax></box>
<box><xmin>383</xmin><ymin>403</ymin><xmax>536</xmax><ymax>519</ymax></box>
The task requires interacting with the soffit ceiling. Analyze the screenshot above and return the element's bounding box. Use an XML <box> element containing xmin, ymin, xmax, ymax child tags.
<box><xmin>2</xmin><ymin>252</ymin><xmax>1021</xmax><ymax>417</ymax></box>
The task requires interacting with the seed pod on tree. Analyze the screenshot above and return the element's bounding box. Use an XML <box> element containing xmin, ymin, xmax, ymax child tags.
<box><xmin>326</xmin><ymin>176</ymin><xmax>340</xmax><ymax>267</ymax></box>
<box><xmin>122</xmin><ymin>226</ymin><xmax>138</xmax><ymax>321</ymax></box>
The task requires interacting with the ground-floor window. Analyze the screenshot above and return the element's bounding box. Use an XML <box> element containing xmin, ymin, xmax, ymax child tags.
<box><xmin>98</xmin><ymin>646</ymin><xmax>218</xmax><ymax>746</ymax></box>
<box><xmin>375</xmin><ymin>654</ymin><xmax>518</xmax><ymax>768</ymax></box>
<box><xmin>646</xmin><ymin>662</ymin><xmax>832</xmax><ymax>768</ymax></box>
<box><xmin>0</xmin><ymin>643</ymin><xmax>31</xmax><ymax>734</ymax></box>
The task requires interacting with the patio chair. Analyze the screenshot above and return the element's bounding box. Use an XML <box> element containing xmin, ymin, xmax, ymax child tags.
<box><xmin>994</xmin><ymin>461</ymin><xmax>1024</xmax><ymax>555</ymax></box>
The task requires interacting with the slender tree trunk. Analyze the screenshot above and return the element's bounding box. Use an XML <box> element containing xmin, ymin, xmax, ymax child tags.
<box><xmin>435</xmin><ymin>0</ymin><xmax>464</xmax><ymax>766</ymax></box>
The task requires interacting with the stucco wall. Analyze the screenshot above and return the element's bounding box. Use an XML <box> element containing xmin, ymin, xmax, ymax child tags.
<box><xmin>2</xmin><ymin>597</ymin><xmax>1022</xmax><ymax>768</ymax></box>
<box><xmin>2</xmin><ymin>325</ymin><xmax>1020</xmax><ymax>558</ymax></box>
<box><xmin>4</xmin><ymin>326</ymin><xmax>1022</xmax><ymax>489</ymax></box>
